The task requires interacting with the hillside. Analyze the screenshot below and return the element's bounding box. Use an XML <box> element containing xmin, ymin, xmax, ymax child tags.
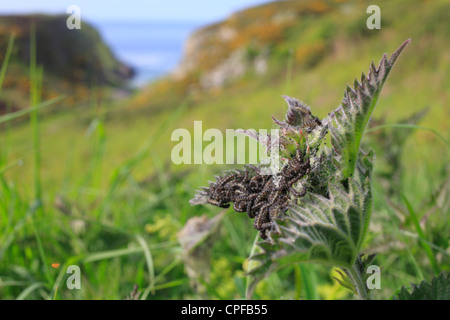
<box><xmin>128</xmin><ymin>0</ymin><xmax>450</xmax><ymax>135</ymax></box>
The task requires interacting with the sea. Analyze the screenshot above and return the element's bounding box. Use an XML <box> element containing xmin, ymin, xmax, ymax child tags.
<box><xmin>89</xmin><ymin>20</ymin><xmax>205</xmax><ymax>87</ymax></box>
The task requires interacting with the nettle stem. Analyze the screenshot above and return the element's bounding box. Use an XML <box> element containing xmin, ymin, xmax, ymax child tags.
<box><xmin>345</xmin><ymin>264</ymin><xmax>370</xmax><ymax>300</ymax></box>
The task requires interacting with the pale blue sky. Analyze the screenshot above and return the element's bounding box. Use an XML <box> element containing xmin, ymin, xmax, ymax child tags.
<box><xmin>0</xmin><ymin>0</ymin><xmax>272</xmax><ymax>23</ymax></box>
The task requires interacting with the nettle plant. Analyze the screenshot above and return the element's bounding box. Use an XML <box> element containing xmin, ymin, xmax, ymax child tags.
<box><xmin>191</xmin><ymin>39</ymin><xmax>413</xmax><ymax>300</ymax></box>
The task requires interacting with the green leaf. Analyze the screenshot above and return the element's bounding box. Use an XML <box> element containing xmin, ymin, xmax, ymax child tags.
<box><xmin>328</xmin><ymin>39</ymin><xmax>411</xmax><ymax>182</ymax></box>
<box><xmin>334</xmin><ymin>269</ymin><xmax>356</xmax><ymax>295</ymax></box>
<box><xmin>247</xmin><ymin>177</ymin><xmax>373</xmax><ymax>297</ymax></box>
<box><xmin>393</xmin><ymin>272</ymin><xmax>450</xmax><ymax>300</ymax></box>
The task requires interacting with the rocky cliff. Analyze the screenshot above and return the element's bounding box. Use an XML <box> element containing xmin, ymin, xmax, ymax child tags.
<box><xmin>128</xmin><ymin>0</ymin><xmax>346</xmax><ymax>111</ymax></box>
<box><xmin>0</xmin><ymin>14</ymin><xmax>134</xmax><ymax>113</ymax></box>
<box><xmin>172</xmin><ymin>0</ymin><xmax>336</xmax><ymax>90</ymax></box>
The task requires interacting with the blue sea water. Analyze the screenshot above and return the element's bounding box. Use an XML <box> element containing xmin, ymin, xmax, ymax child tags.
<box><xmin>90</xmin><ymin>20</ymin><xmax>204</xmax><ymax>87</ymax></box>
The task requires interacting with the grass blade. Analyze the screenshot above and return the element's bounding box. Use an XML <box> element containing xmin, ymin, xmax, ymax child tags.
<box><xmin>136</xmin><ymin>235</ymin><xmax>155</xmax><ymax>299</ymax></box>
<box><xmin>299</xmin><ymin>264</ymin><xmax>319</xmax><ymax>300</ymax></box>
<box><xmin>83</xmin><ymin>247</ymin><xmax>143</xmax><ymax>263</ymax></box>
<box><xmin>0</xmin><ymin>33</ymin><xmax>15</xmax><ymax>90</ymax></box>
<box><xmin>16</xmin><ymin>282</ymin><xmax>47</xmax><ymax>300</ymax></box>
<box><xmin>401</xmin><ymin>194</ymin><xmax>440</xmax><ymax>275</ymax></box>
<box><xmin>0</xmin><ymin>95</ymin><xmax>65</xmax><ymax>124</ymax></box>
<box><xmin>0</xmin><ymin>159</ymin><xmax>23</xmax><ymax>176</ymax></box>
<box><xmin>245</xmin><ymin>232</ymin><xmax>261</xmax><ymax>299</ymax></box>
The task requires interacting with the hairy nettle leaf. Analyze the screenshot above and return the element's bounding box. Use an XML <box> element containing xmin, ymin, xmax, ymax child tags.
<box><xmin>328</xmin><ymin>39</ymin><xmax>411</xmax><ymax>183</ymax></box>
<box><xmin>190</xmin><ymin>40</ymin><xmax>411</xmax><ymax>298</ymax></box>
<box><xmin>246</xmin><ymin>176</ymin><xmax>373</xmax><ymax>296</ymax></box>
<box><xmin>284</xmin><ymin>178</ymin><xmax>372</xmax><ymax>266</ymax></box>
<box><xmin>393</xmin><ymin>272</ymin><xmax>450</xmax><ymax>300</ymax></box>
<box><xmin>246</xmin><ymin>40</ymin><xmax>410</xmax><ymax>294</ymax></box>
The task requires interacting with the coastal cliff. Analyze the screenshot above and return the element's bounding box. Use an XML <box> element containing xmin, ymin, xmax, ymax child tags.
<box><xmin>0</xmin><ymin>14</ymin><xmax>134</xmax><ymax>113</ymax></box>
<box><xmin>172</xmin><ymin>0</ymin><xmax>335</xmax><ymax>90</ymax></box>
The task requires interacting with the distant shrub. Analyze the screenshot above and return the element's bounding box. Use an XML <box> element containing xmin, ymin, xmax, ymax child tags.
<box><xmin>295</xmin><ymin>41</ymin><xmax>328</xmax><ymax>68</ymax></box>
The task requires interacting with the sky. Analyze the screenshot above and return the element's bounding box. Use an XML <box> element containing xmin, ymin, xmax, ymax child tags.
<box><xmin>0</xmin><ymin>0</ymin><xmax>272</xmax><ymax>24</ymax></box>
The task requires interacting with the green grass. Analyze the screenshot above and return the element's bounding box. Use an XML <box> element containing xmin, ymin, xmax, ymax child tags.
<box><xmin>1</xmin><ymin>0</ymin><xmax>449</xmax><ymax>300</ymax></box>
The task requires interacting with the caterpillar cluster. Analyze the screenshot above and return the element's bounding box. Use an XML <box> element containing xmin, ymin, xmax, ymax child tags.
<box><xmin>205</xmin><ymin>149</ymin><xmax>311</xmax><ymax>239</ymax></box>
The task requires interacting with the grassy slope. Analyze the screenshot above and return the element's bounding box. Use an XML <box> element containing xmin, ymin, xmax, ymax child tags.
<box><xmin>0</xmin><ymin>0</ymin><xmax>449</xmax><ymax>299</ymax></box>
